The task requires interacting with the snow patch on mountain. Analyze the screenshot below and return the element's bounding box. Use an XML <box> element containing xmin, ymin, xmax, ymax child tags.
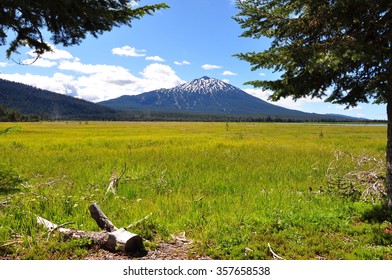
<box><xmin>166</xmin><ymin>76</ymin><xmax>239</xmax><ymax>95</ymax></box>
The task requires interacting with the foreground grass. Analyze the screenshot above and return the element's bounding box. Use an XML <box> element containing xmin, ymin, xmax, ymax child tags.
<box><xmin>0</xmin><ymin>121</ymin><xmax>391</xmax><ymax>259</ymax></box>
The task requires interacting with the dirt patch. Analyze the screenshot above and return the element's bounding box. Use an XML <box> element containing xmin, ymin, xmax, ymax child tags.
<box><xmin>84</xmin><ymin>233</ymin><xmax>211</xmax><ymax>260</ymax></box>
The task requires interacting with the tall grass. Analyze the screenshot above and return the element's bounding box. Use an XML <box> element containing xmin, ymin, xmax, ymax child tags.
<box><xmin>0</xmin><ymin>122</ymin><xmax>391</xmax><ymax>259</ymax></box>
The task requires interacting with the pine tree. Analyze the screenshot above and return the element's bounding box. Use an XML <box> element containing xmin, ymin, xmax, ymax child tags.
<box><xmin>234</xmin><ymin>0</ymin><xmax>392</xmax><ymax>207</ymax></box>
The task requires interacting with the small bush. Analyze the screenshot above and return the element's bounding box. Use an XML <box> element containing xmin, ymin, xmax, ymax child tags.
<box><xmin>0</xmin><ymin>163</ymin><xmax>23</xmax><ymax>190</ymax></box>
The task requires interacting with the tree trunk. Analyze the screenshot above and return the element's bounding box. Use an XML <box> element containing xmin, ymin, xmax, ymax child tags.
<box><xmin>88</xmin><ymin>203</ymin><xmax>144</xmax><ymax>253</ymax></box>
<box><xmin>88</xmin><ymin>203</ymin><xmax>117</xmax><ymax>232</ymax></box>
<box><xmin>387</xmin><ymin>97</ymin><xmax>392</xmax><ymax>208</ymax></box>
<box><xmin>37</xmin><ymin>216</ymin><xmax>112</xmax><ymax>246</ymax></box>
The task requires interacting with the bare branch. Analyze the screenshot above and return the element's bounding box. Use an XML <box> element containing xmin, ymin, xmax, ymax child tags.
<box><xmin>268</xmin><ymin>243</ymin><xmax>285</xmax><ymax>260</ymax></box>
<box><xmin>325</xmin><ymin>150</ymin><xmax>386</xmax><ymax>202</ymax></box>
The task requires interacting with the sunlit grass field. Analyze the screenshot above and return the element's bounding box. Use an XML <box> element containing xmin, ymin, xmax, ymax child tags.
<box><xmin>1</xmin><ymin>121</ymin><xmax>391</xmax><ymax>259</ymax></box>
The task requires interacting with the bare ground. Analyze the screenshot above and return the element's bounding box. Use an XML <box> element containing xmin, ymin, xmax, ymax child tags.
<box><xmin>84</xmin><ymin>233</ymin><xmax>212</xmax><ymax>260</ymax></box>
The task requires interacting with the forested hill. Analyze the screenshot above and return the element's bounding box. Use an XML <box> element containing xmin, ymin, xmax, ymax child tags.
<box><xmin>0</xmin><ymin>78</ymin><xmax>369</xmax><ymax>122</ymax></box>
<box><xmin>0</xmin><ymin>78</ymin><xmax>116</xmax><ymax>120</ymax></box>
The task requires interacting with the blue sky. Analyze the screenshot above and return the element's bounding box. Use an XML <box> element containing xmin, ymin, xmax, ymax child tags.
<box><xmin>0</xmin><ymin>0</ymin><xmax>387</xmax><ymax>120</ymax></box>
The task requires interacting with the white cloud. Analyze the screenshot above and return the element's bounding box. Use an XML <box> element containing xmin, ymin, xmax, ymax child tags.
<box><xmin>222</xmin><ymin>79</ymin><xmax>230</xmax><ymax>84</ymax></box>
<box><xmin>139</xmin><ymin>63</ymin><xmax>185</xmax><ymax>91</ymax></box>
<box><xmin>174</xmin><ymin>60</ymin><xmax>191</xmax><ymax>66</ymax></box>
<box><xmin>1</xmin><ymin>44</ymin><xmax>185</xmax><ymax>102</ymax></box>
<box><xmin>335</xmin><ymin>105</ymin><xmax>363</xmax><ymax>111</ymax></box>
<box><xmin>259</xmin><ymin>72</ymin><xmax>266</xmax><ymax>77</ymax></box>
<box><xmin>58</xmin><ymin>60</ymin><xmax>130</xmax><ymax>75</ymax></box>
<box><xmin>42</xmin><ymin>49</ymin><xmax>73</xmax><ymax>60</ymax></box>
<box><xmin>0</xmin><ymin>72</ymin><xmax>77</xmax><ymax>96</ymax></box>
<box><xmin>202</xmin><ymin>64</ymin><xmax>222</xmax><ymax>70</ymax></box>
<box><xmin>68</xmin><ymin>63</ymin><xmax>184</xmax><ymax>101</ymax></box>
<box><xmin>21</xmin><ymin>58</ymin><xmax>57</xmax><ymax>68</ymax></box>
<box><xmin>243</xmin><ymin>88</ymin><xmax>384</xmax><ymax>118</ymax></box>
<box><xmin>112</xmin><ymin>45</ymin><xmax>146</xmax><ymax>57</ymax></box>
<box><xmin>146</xmin><ymin>56</ymin><xmax>165</xmax><ymax>62</ymax></box>
<box><xmin>244</xmin><ymin>88</ymin><xmax>273</xmax><ymax>101</ymax></box>
<box><xmin>71</xmin><ymin>72</ymin><xmax>141</xmax><ymax>101</ymax></box>
<box><xmin>222</xmin><ymin>70</ymin><xmax>237</xmax><ymax>76</ymax></box>
<box><xmin>130</xmin><ymin>0</ymin><xmax>139</xmax><ymax>7</ymax></box>
<box><xmin>17</xmin><ymin>45</ymin><xmax>73</xmax><ymax>68</ymax></box>
<box><xmin>27</xmin><ymin>45</ymin><xmax>73</xmax><ymax>60</ymax></box>
<box><xmin>243</xmin><ymin>88</ymin><xmax>324</xmax><ymax>110</ymax></box>
<box><xmin>1</xmin><ymin>61</ymin><xmax>184</xmax><ymax>102</ymax></box>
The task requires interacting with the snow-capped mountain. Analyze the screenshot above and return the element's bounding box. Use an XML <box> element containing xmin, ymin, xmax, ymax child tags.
<box><xmin>171</xmin><ymin>76</ymin><xmax>240</xmax><ymax>95</ymax></box>
<box><xmin>99</xmin><ymin>76</ymin><xmax>360</xmax><ymax>120</ymax></box>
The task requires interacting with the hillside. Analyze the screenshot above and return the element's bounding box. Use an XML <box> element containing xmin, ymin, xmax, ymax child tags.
<box><xmin>0</xmin><ymin>79</ymin><xmax>116</xmax><ymax>120</ymax></box>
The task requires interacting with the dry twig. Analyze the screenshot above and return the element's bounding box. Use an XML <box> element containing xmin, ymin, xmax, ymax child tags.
<box><xmin>326</xmin><ymin>150</ymin><xmax>385</xmax><ymax>203</ymax></box>
<box><xmin>45</xmin><ymin>221</ymin><xmax>75</xmax><ymax>241</ymax></box>
<box><xmin>106</xmin><ymin>164</ymin><xmax>127</xmax><ymax>195</ymax></box>
<box><xmin>268</xmin><ymin>243</ymin><xmax>285</xmax><ymax>260</ymax></box>
<box><xmin>127</xmin><ymin>212</ymin><xmax>153</xmax><ymax>229</ymax></box>
<box><xmin>0</xmin><ymin>240</ymin><xmax>22</xmax><ymax>247</ymax></box>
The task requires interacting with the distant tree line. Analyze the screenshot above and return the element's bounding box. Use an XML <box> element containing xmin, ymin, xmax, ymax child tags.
<box><xmin>111</xmin><ymin>110</ymin><xmax>384</xmax><ymax>123</ymax></box>
<box><xmin>0</xmin><ymin>104</ymin><xmax>45</xmax><ymax>122</ymax></box>
<box><xmin>0</xmin><ymin>104</ymin><xmax>385</xmax><ymax>123</ymax></box>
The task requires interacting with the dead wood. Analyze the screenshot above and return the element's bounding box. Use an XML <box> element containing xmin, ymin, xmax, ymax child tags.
<box><xmin>127</xmin><ymin>212</ymin><xmax>152</xmax><ymax>229</ymax></box>
<box><xmin>0</xmin><ymin>240</ymin><xmax>22</xmax><ymax>247</ymax></box>
<box><xmin>105</xmin><ymin>175</ymin><xmax>119</xmax><ymax>195</ymax></box>
<box><xmin>268</xmin><ymin>243</ymin><xmax>285</xmax><ymax>260</ymax></box>
<box><xmin>37</xmin><ymin>203</ymin><xmax>145</xmax><ymax>255</ymax></box>
<box><xmin>105</xmin><ymin>164</ymin><xmax>127</xmax><ymax>195</ymax></box>
<box><xmin>37</xmin><ymin>216</ymin><xmax>109</xmax><ymax>245</ymax></box>
<box><xmin>88</xmin><ymin>203</ymin><xmax>117</xmax><ymax>232</ymax></box>
<box><xmin>326</xmin><ymin>150</ymin><xmax>386</xmax><ymax>203</ymax></box>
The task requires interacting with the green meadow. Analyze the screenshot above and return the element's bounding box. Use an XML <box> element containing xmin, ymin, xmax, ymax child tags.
<box><xmin>1</xmin><ymin>121</ymin><xmax>391</xmax><ymax>259</ymax></box>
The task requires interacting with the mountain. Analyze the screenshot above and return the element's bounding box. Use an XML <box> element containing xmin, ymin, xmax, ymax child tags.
<box><xmin>0</xmin><ymin>77</ymin><xmax>365</xmax><ymax>122</ymax></box>
<box><xmin>0</xmin><ymin>78</ymin><xmax>116</xmax><ymax>120</ymax></box>
<box><xmin>100</xmin><ymin>76</ymin><xmax>361</xmax><ymax>121</ymax></box>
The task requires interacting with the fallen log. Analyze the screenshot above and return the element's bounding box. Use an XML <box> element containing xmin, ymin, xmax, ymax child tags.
<box><xmin>88</xmin><ymin>203</ymin><xmax>117</xmax><ymax>232</ymax></box>
<box><xmin>37</xmin><ymin>203</ymin><xmax>145</xmax><ymax>255</ymax></box>
<box><xmin>88</xmin><ymin>203</ymin><xmax>144</xmax><ymax>253</ymax></box>
<box><xmin>37</xmin><ymin>216</ymin><xmax>109</xmax><ymax>245</ymax></box>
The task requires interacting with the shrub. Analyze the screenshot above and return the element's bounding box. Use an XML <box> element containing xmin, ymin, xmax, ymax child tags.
<box><xmin>0</xmin><ymin>163</ymin><xmax>23</xmax><ymax>190</ymax></box>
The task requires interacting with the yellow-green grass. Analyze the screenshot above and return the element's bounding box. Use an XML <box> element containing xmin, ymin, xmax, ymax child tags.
<box><xmin>0</xmin><ymin>121</ymin><xmax>391</xmax><ymax>259</ymax></box>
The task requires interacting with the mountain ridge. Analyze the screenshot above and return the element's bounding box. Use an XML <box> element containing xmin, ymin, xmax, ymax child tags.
<box><xmin>100</xmin><ymin>76</ymin><xmax>364</xmax><ymax>121</ymax></box>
